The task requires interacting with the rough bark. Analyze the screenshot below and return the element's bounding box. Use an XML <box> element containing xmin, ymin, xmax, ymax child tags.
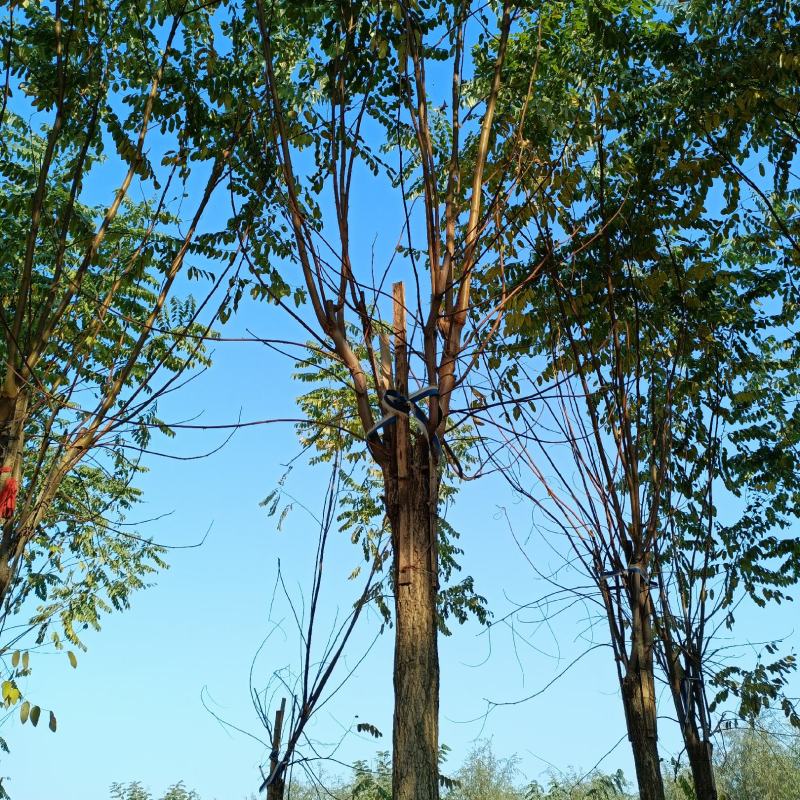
<box><xmin>621</xmin><ymin>665</ymin><xmax>665</xmax><ymax>800</ymax></box>
<box><xmin>266</xmin><ymin>776</ymin><xmax>284</xmax><ymax>800</ymax></box>
<box><xmin>386</xmin><ymin>441</ymin><xmax>440</xmax><ymax>800</ymax></box>
<box><xmin>685</xmin><ymin>735</ymin><xmax>717</xmax><ymax>800</ymax></box>
<box><xmin>661</xmin><ymin>616</ymin><xmax>718</xmax><ymax>800</ymax></box>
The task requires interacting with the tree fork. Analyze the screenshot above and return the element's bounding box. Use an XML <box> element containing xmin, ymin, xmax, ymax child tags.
<box><xmin>663</xmin><ymin>635</ymin><xmax>718</xmax><ymax>800</ymax></box>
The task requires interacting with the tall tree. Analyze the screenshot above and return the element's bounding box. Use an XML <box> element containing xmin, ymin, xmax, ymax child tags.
<box><xmin>0</xmin><ymin>0</ymin><xmax>248</xmax><ymax>727</ymax></box>
<box><xmin>647</xmin><ymin>2</ymin><xmax>800</xmax><ymax>794</ymax></box>
<box><xmin>227</xmin><ymin>2</ymin><xmax>524</xmax><ymax>796</ymax></box>
<box><xmin>248</xmin><ymin>339</ymin><xmax>488</xmax><ymax>798</ymax></box>
<box><xmin>474</xmin><ymin>1</ymin><xmax>800</xmax><ymax>799</ymax></box>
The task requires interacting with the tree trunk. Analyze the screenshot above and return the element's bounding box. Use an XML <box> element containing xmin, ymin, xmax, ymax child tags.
<box><xmin>387</xmin><ymin>441</ymin><xmax>440</xmax><ymax>800</ymax></box>
<box><xmin>685</xmin><ymin>735</ymin><xmax>717</xmax><ymax>800</ymax></box>
<box><xmin>266</xmin><ymin>776</ymin><xmax>284</xmax><ymax>800</ymax></box>
<box><xmin>621</xmin><ymin>666</ymin><xmax>665</xmax><ymax>800</ymax></box>
<box><xmin>665</xmin><ymin>653</ymin><xmax>718</xmax><ymax>800</ymax></box>
<box><xmin>660</xmin><ymin>625</ymin><xmax>717</xmax><ymax>800</ymax></box>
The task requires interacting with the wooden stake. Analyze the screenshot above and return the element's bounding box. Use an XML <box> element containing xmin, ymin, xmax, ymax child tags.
<box><xmin>379</xmin><ymin>330</ymin><xmax>392</xmax><ymax>393</ymax></box>
<box><xmin>265</xmin><ymin>697</ymin><xmax>286</xmax><ymax>800</ymax></box>
<box><xmin>393</xmin><ymin>282</ymin><xmax>412</xmax><ymax>587</ymax></box>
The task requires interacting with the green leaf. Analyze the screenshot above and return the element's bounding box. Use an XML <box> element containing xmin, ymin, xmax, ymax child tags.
<box><xmin>48</xmin><ymin>711</ymin><xmax>57</xmax><ymax>733</ymax></box>
<box><xmin>67</xmin><ymin>651</ymin><xmax>77</xmax><ymax>669</ymax></box>
<box><xmin>356</xmin><ymin>722</ymin><xmax>383</xmax><ymax>738</ymax></box>
<box><xmin>30</xmin><ymin>705</ymin><xmax>40</xmax><ymax>727</ymax></box>
<box><xmin>19</xmin><ymin>701</ymin><xmax>29</xmax><ymax>724</ymax></box>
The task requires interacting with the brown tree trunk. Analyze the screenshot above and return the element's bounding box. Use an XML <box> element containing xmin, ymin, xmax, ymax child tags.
<box><xmin>265</xmin><ymin>698</ymin><xmax>286</xmax><ymax>800</ymax></box>
<box><xmin>622</xmin><ymin>577</ymin><xmax>665</xmax><ymax>800</ymax></box>
<box><xmin>621</xmin><ymin>664</ymin><xmax>665</xmax><ymax>800</ymax></box>
<box><xmin>387</xmin><ymin>441</ymin><xmax>440</xmax><ymax>800</ymax></box>
<box><xmin>661</xmin><ymin>622</ymin><xmax>717</xmax><ymax>800</ymax></box>
<box><xmin>685</xmin><ymin>735</ymin><xmax>717</xmax><ymax>800</ymax></box>
<box><xmin>666</xmin><ymin>660</ymin><xmax>718</xmax><ymax>800</ymax></box>
<box><xmin>266</xmin><ymin>776</ymin><xmax>284</xmax><ymax>800</ymax></box>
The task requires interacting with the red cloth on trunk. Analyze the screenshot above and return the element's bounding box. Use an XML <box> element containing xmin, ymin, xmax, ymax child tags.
<box><xmin>0</xmin><ymin>467</ymin><xmax>17</xmax><ymax>519</ymax></box>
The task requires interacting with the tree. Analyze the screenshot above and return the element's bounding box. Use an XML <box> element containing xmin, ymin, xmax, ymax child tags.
<box><xmin>527</xmin><ymin>771</ymin><xmax>632</xmax><ymax>800</ymax></box>
<box><xmin>0</xmin><ymin>0</ymin><xmax>248</xmax><ymax>739</ymax></box>
<box><xmin>444</xmin><ymin>741</ymin><xmax>521</xmax><ymax>800</ymax></box>
<box><xmin>243</xmin><ymin>341</ymin><xmax>487</xmax><ymax>797</ymax></box>
<box><xmin>665</xmin><ymin>722</ymin><xmax>800</xmax><ymax>800</ymax></box>
<box><xmin>351</xmin><ymin>752</ymin><xmax>393</xmax><ymax>800</ymax></box>
<box><xmin>225</xmin><ymin>2</ymin><xmax>525</xmax><ymax>797</ymax></box>
<box><xmin>475</xmin><ymin>2</ymin><xmax>800</xmax><ymax>799</ymax></box>
<box><xmin>109</xmin><ymin>781</ymin><xmax>200</xmax><ymax>800</ymax></box>
<box><xmin>715</xmin><ymin>725</ymin><xmax>800</xmax><ymax>800</ymax></box>
<box><xmin>641</xmin><ymin>4</ymin><xmax>800</xmax><ymax>796</ymax></box>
